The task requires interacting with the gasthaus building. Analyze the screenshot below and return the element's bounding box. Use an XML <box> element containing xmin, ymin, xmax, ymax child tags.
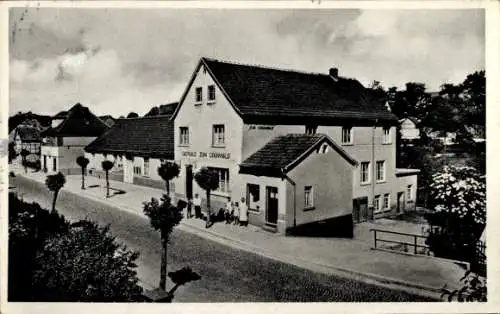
<box><xmin>169</xmin><ymin>57</ymin><xmax>419</xmax><ymax>236</ymax></box>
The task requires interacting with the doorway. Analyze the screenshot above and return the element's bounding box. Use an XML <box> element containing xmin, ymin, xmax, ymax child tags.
<box><xmin>266</xmin><ymin>186</ymin><xmax>278</xmax><ymax>225</ymax></box>
<box><xmin>52</xmin><ymin>157</ymin><xmax>57</xmax><ymax>172</ymax></box>
<box><xmin>43</xmin><ymin>155</ymin><xmax>47</xmax><ymax>171</ymax></box>
<box><xmin>185</xmin><ymin>165</ymin><xmax>193</xmax><ymax>200</ymax></box>
<box><xmin>353</xmin><ymin>197</ymin><xmax>369</xmax><ymax>223</ymax></box>
<box><xmin>397</xmin><ymin>192</ymin><xmax>405</xmax><ymax>213</ymax></box>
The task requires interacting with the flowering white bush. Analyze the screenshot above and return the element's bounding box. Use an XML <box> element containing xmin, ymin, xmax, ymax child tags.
<box><xmin>430</xmin><ymin>166</ymin><xmax>486</xmax><ymax>225</ymax></box>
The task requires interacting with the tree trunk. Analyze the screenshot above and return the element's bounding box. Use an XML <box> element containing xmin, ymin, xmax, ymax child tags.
<box><xmin>52</xmin><ymin>190</ymin><xmax>58</xmax><ymax>212</ymax></box>
<box><xmin>166</xmin><ymin>180</ymin><xmax>170</xmax><ymax>195</ymax></box>
<box><xmin>81</xmin><ymin>167</ymin><xmax>85</xmax><ymax>190</ymax></box>
<box><xmin>205</xmin><ymin>190</ymin><xmax>211</xmax><ymax>228</ymax></box>
<box><xmin>159</xmin><ymin>230</ymin><xmax>167</xmax><ymax>291</ymax></box>
<box><xmin>106</xmin><ymin>171</ymin><xmax>109</xmax><ymax>198</ymax></box>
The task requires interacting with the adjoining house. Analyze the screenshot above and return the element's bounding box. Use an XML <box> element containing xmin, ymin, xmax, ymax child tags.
<box><xmin>399</xmin><ymin>117</ymin><xmax>421</xmax><ymax>142</ymax></box>
<box><xmin>41</xmin><ymin>103</ymin><xmax>110</xmax><ymax>175</ymax></box>
<box><xmin>85</xmin><ymin>114</ymin><xmax>175</xmax><ymax>190</ymax></box>
<box><xmin>11</xmin><ymin>125</ymin><xmax>42</xmax><ymax>155</ymax></box>
<box><xmin>170</xmin><ymin>57</ymin><xmax>420</xmax><ymax>235</ymax></box>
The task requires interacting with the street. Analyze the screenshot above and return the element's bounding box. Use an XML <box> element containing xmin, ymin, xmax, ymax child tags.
<box><xmin>10</xmin><ymin>175</ymin><xmax>434</xmax><ymax>302</ymax></box>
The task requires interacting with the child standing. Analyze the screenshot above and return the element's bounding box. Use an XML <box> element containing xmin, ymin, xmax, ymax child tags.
<box><xmin>233</xmin><ymin>202</ymin><xmax>240</xmax><ymax>226</ymax></box>
<box><xmin>193</xmin><ymin>193</ymin><xmax>202</xmax><ymax>219</ymax></box>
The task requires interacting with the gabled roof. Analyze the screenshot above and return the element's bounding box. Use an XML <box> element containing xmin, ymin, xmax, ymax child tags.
<box><xmin>85</xmin><ymin>115</ymin><xmax>174</xmax><ymax>159</ymax></box>
<box><xmin>239</xmin><ymin>133</ymin><xmax>357</xmax><ymax>177</ymax></box>
<box><xmin>53</xmin><ymin>110</ymin><xmax>69</xmax><ymax>119</ymax></box>
<box><xmin>42</xmin><ymin>103</ymin><xmax>109</xmax><ymax>137</ymax></box>
<box><xmin>172</xmin><ymin>57</ymin><xmax>398</xmax><ymax>126</ymax></box>
<box><xmin>145</xmin><ymin>102</ymin><xmax>179</xmax><ymax>117</ymax></box>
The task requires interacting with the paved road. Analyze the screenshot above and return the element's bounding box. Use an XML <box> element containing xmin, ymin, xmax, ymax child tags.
<box><xmin>10</xmin><ymin>176</ymin><xmax>434</xmax><ymax>302</ymax></box>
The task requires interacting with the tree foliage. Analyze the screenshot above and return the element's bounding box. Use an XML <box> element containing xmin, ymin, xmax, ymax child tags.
<box><xmin>143</xmin><ymin>194</ymin><xmax>184</xmax><ymax>233</ymax></box>
<box><xmin>425</xmin><ymin>166</ymin><xmax>485</xmax><ymax>265</ymax></box>
<box><xmin>429</xmin><ymin>166</ymin><xmax>486</xmax><ymax>225</ymax></box>
<box><xmin>102</xmin><ymin>160</ymin><xmax>114</xmax><ymax>198</ymax></box>
<box><xmin>157</xmin><ymin>162</ymin><xmax>180</xmax><ymax>194</ymax></box>
<box><xmin>76</xmin><ymin>156</ymin><xmax>90</xmax><ymax>190</ymax></box>
<box><xmin>127</xmin><ymin>112</ymin><xmax>139</xmax><ymax>118</ymax></box>
<box><xmin>441</xmin><ymin>270</ymin><xmax>486</xmax><ymax>302</ymax></box>
<box><xmin>45</xmin><ymin>172</ymin><xmax>66</xmax><ymax>212</ymax></box>
<box><xmin>8</xmin><ymin>193</ymin><xmax>142</xmax><ymax>302</ymax></box>
<box><xmin>194</xmin><ymin>167</ymin><xmax>219</xmax><ymax>210</ymax></box>
<box><xmin>143</xmin><ymin>194</ymin><xmax>184</xmax><ymax>290</ymax></box>
<box><xmin>33</xmin><ymin>221</ymin><xmax>142</xmax><ymax>301</ymax></box>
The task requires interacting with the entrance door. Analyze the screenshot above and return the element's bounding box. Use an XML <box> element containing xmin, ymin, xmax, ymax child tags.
<box><xmin>43</xmin><ymin>155</ymin><xmax>47</xmax><ymax>171</ymax></box>
<box><xmin>266</xmin><ymin>186</ymin><xmax>278</xmax><ymax>225</ymax></box>
<box><xmin>397</xmin><ymin>192</ymin><xmax>405</xmax><ymax>213</ymax></box>
<box><xmin>185</xmin><ymin>165</ymin><xmax>193</xmax><ymax>200</ymax></box>
<box><xmin>52</xmin><ymin>157</ymin><xmax>57</xmax><ymax>172</ymax></box>
<box><xmin>353</xmin><ymin>197</ymin><xmax>369</xmax><ymax>223</ymax></box>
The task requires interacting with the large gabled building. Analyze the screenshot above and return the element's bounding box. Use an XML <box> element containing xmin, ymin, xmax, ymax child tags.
<box><xmin>85</xmin><ymin>114</ymin><xmax>175</xmax><ymax>190</ymax></box>
<box><xmin>170</xmin><ymin>57</ymin><xmax>419</xmax><ymax>235</ymax></box>
<box><xmin>41</xmin><ymin>103</ymin><xmax>109</xmax><ymax>174</ymax></box>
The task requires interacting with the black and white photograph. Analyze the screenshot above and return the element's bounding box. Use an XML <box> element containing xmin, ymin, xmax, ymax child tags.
<box><xmin>3</xmin><ymin>1</ymin><xmax>493</xmax><ymax>307</ymax></box>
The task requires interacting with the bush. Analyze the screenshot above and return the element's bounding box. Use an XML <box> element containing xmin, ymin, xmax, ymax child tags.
<box><xmin>425</xmin><ymin>166</ymin><xmax>485</xmax><ymax>266</ymax></box>
<box><xmin>441</xmin><ymin>270</ymin><xmax>486</xmax><ymax>302</ymax></box>
<box><xmin>8</xmin><ymin>193</ymin><xmax>142</xmax><ymax>301</ymax></box>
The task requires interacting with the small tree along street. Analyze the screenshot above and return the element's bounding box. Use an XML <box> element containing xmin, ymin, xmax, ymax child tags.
<box><xmin>194</xmin><ymin>167</ymin><xmax>219</xmax><ymax>228</ymax></box>
<box><xmin>76</xmin><ymin>156</ymin><xmax>90</xmax><ymax>190</ymax></box>
<box><xmin>101</xmin><ymin>160</ymin><xmax>114</xmax><ymax>198</ymax></box>
<box><xmin>45</xmin><ymin>172</ymin><xmax>66</xmax><ymax>213</ymax></box>
<box><xmin>157</xmin><ymin>162</ymin><xmax>180</xmax><ymax>195</ymax></box>
<box><xmin>143</xmin><ymin>194</ymin><xmax>185</xmax><ymax>291</ymax></box>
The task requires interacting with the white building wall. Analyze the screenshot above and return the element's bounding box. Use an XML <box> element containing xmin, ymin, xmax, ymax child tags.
<box><xmin>173</xmin><ymin>62</ymin><xmax>244</xmax><ymax>204</ymax></box>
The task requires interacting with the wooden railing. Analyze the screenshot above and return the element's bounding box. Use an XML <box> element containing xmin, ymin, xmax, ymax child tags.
<box><xmin>370</xmin><ymin>228</ymin><xmax>430</xmax><ymax>256</ymax></box>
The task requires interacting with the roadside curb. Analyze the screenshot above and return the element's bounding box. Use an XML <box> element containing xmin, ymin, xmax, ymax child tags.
<box><xmin>15</xmin><ymin>172</ymin><xmax>443</xmax><ymax>300</ymax></box>
<box><xmin>178</xmin><ymin>222</ymin><xmax>442</xmax><ymax>300</ymax></box>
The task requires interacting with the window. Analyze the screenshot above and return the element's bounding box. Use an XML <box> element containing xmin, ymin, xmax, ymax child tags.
<box><xmin>304</xmin><ymin>185</ymin><xmax>314</xmax><ymax>208</ymax></box>
<box><xmin>305</xmin><ymin>125</ymin><xmax>317</xmax><ymax>135</ymax></box>
<box><xmin>179</xmin><ymin>127</ymin><xmax>189</xmax><ymax>145</ymax></box>
<box><xmin>195</xmin><ymin>87</ymin><xmax>202</xmax><ymax>103</ymax></box>
<box><xmin>383</xmin><ymin>193</ymin><xmax>390</xmax><ymax>211</ymax></box>
<box><xmin>407</xmin><ymin>185</ymin><xmax>413</xmax><ymax>200</ymax></box>
<box><xmin>374</xmin><ymin>195</ymin><xmax>382</xmax><ymax>212</ymax></box>
<box><xmin>209</xmin><ymin>167</ymin><xmax>229</xmax><ymax>193</ymax></box>
<box><xmin>144</xmin><ymin>158</ymin><xmax>149</xmax><ymax>177</ymax></box>
<box><xmin>134</xmin><ymin>166</ymin><xmax>141</xmax><ymax>175</ymax></box>
<box><xmin>208</xmin><ymin>85</ymin><xmax>216</xmax><ymax>102</ymax></box>
<box><xmin>360</xmin><ymin>162</ymin><xmax>370</xmax><ymax>184</ymax></box>
<box><xmin>212</xmin><ymin>124</ymin><xmax>225</xmax><ymax>146</ymax></box>
<box><xmin>341</xmin><ymin>127</ymin><xmax>353</xmax><ymax>144</ymax></box>
<box><xmin>376</xmin><ymin>161</ymin><xmax>386</xmax><ymax>182</ymax></box>
<box><xmin>247</xmin><ymin>184</ymin><xmax>260</xmax><ymax>212</ymax></box>
<box><xmin>383</xmin><ymin>127</ymin><xmax>392</xmax><ymax>144</ymax></box>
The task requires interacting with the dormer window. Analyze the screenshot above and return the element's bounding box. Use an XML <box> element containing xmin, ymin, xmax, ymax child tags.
<box><xmin>305</xmin><ymin>125</ymin><xmax>317</xmax><ymax>135</ymax></box>
<box><xmin>195</xmin><ymin>87</ymin><xmax>202</xmax><ymax>104</ymax></box>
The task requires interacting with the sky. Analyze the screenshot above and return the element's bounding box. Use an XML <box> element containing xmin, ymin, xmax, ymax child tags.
<box><xmin>9</xmin><ymin>7</ymin><xmax>485</xmax><ymax>117</ymax></box>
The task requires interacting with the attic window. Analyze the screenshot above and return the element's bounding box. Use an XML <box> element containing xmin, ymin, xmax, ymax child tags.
<box><xmin>321</xmin><ymin>144</ymin><xmax>329</xmax><ymax>154</ymax></box>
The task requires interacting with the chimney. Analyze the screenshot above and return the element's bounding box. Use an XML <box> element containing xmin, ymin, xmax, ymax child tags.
<box><xmin>329</xmin><ymin>68</ymin><xmax>339</xmax><ymax>80</ymax></box>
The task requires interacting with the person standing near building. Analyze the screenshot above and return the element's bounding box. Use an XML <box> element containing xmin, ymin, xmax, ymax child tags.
<box><xmin>239</xmin><ymin>197</ymin><xmax>248</xmax><ymax>227</ymax></box>
<box><xmin>193</xmin><ymin>193</ymin><xmax>202</xmax><ymax>219</ymax></box>
<box><xmin>233</xmin><ymin>201</ymin><xmax>240</xmax><ymax>226</ymax></box>
<box><xmin>225</xmin><ymin>197</ymin><xmax>232</xmax><ymax>224</ymax></box>
<box><xmin>186</xmin><ymin>197</ymin><xmax>193</xmax><ymax>219</ymax></box>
